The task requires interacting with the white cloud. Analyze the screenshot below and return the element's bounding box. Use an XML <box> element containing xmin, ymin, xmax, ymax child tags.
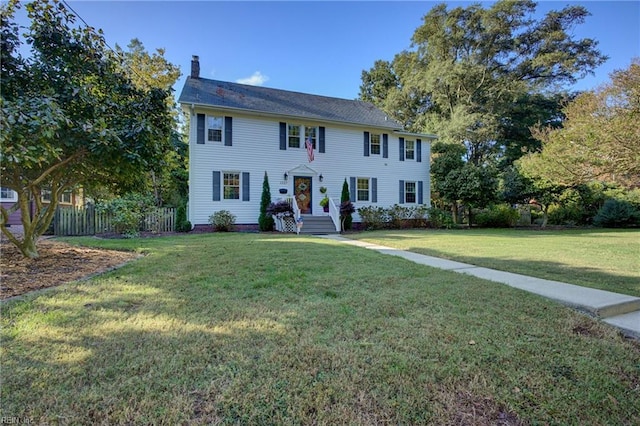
<box><xmin>236</xmin><ymin>71</ymin><xmax>269</xmax><ymax>86</ymax></box>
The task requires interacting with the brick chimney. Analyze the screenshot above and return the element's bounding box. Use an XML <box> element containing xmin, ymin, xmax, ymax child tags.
<box><xmin>191</xmin><ymin>55</ymin><xmax>200</xmax><ymax>79</ymax></box>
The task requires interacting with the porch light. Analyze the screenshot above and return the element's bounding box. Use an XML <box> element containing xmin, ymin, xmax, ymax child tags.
<box><xmin>284</xmin><ymin>172</ymin><xmax>288</xmax><ymax>181</ymax></box>
<box><xmin>319</xmin><ymin>174</ymin><xmax>323</xmax><ymax>182</ymax></box>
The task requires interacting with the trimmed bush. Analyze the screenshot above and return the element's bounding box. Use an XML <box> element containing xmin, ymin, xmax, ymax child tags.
<box><xmin>96</xmin><ymin>193</ymin><xmax>155</xmax><ymax>237</ymax></box>
<box><xmin>475</xmin><ymin>204</ymin><xmax>519</xmax><ymax>228</ymax></box>
<box><xmin>357</xmin><ymin>206</ymin><xmax>389</xmax><ymax>230</ymax></box>
<box><xmin>593</xmin><ymin>199</ymin><xmax>640</xmax><ymax>228</ymax></box>
<box><xmin>258</xmin><ymin>172</ymin><xmax>275</xmax><ymax>231</ymax></box>
<box><xmin>209</xmin><ymin>210</ymin><xmax>236</xmax><ymax>232</ymax></box>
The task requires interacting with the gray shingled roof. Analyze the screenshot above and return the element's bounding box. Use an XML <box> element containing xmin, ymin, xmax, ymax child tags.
<box><xmin>178</xmin><ymin>77</ymin><xmax>403</xmax><ymax>130</ymax></box>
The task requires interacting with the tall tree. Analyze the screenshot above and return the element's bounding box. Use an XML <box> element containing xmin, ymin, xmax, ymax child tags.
<box><xmin>360</xmin><ymin>0</ymin><xmax>606</xmax><ymax>164</ymax></box>
<box><xmin>258</xmin><ymin>172</ymin><xmax>274</xmax><ymax>231</ymax></box>
<box><xmin>0</xmin><ymin>0</ymin><xmax>172</xmax><ymax>258</ymax></box>
<box><xmin>521</xmin><ymin>59</ymin><xmax>640</xmax><ymax>188</ymax></box>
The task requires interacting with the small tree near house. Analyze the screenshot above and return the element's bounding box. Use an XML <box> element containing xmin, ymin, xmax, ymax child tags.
<box><xmin>341</xmin><ymin>178</ymin><xmax>353</xmax><ymax>230</ymax></box>
<box><xmin>258</xmin><ymin>172</ymin><xmax>275</xmax><ymax>231</ymax></box>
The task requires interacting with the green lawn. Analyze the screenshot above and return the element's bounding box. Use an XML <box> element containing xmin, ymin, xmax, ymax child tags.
<box><xmin>2</xmin><ymin>233</ymin><xmax>639</xmax><ymax>424</ymax></box>
<box><xmin>350</xmin><ymin>228</ymin><xmax>640</xmax><ymax>297</ymax></box>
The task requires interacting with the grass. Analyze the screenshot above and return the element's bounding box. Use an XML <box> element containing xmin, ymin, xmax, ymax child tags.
<box><xmin>1</xmin><ymin>232</ymin><xmax>639</xmax><ymax>424</ymax></box>
<box><xmin>350</xmin><ymin>228</ymin><xmax>640</xmax><ymax>297</ymax></box>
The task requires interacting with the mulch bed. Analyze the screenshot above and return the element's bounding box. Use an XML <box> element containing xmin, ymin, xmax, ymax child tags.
<box><xmin>1</xmin><ymin>238</ymin><xmax>141</xmax><ymax>300</ymax></box>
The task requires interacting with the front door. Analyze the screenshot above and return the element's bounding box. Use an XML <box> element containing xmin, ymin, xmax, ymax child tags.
<box><xmin>294</xmin><ymin>176</ymin><xmax>312</xmax><ymax>214</ymax></box>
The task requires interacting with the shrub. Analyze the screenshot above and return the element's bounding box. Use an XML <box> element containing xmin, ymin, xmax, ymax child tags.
<box><xmin>412</xmin><ymin>205</ymin><xmax>430</xmax><ymax>228</ymax></box>
<box><xmin>175</xmin><ymin>203</ymin><xmax>191</xmax><ymax>232</ymax></box>
<box><xmin>341</xmin><ymin>179</ymin><xmax>352</xmax><ymax>230</ymax></box>
<box><xmin>388</xmin><ymin>204</ymin><xmax>414</xmax><ymax>229</ymax></box>
<box><xmin>475</xmin><ymin>204</ymin><xmax>520</xmax><ymax>228</ymax></box>
<box><xmin>209</xmin><ymin>210</ymin><xmax>236</xmax><ymax>232</ymax></box>
<box><xmin>357</xmin><ymin>206</ymin><xmax>389</xmax><ymax>230</ymax></box>
<box><xmin>427</xmin><ymin>207</ymin><xmax>455</xmax><ymax>229</ymax></box>
<box><xmin>258</xmin><ymin>172</ymin><xmax>275</xmax><ymax>231</ymax></box>
<box><xmin>593</xmin><ymin>199</ymin><xmax>640</xmax><ymax>228</ymax></box>
<box><xmin>96</xmin><ymin>193</ymin><xmax>155</xmax><ymax>237</ymax></box>
<box><xmin>547</xmin><ymin>204</ymin><xmax>582</xmax><ymax>226</ymax></box>
<box><xmin>340</xmin><ymin>200</ymin><xmax>355</xmax><ymax>232</ymax></box>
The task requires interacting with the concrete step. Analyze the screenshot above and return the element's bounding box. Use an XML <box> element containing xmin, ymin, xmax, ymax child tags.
<box><xmin>298</xmin><ymin>216</ymin><xmax>338</xmax><ymax>234</ymax></box>
<box><xmin>603</xmin><ymin>311</ymin><xmax>640</xmax><ymax>339</ymax></box>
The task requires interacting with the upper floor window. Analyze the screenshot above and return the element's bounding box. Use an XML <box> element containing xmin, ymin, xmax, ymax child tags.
<box><xmin>405</xmin><ymin>140</ymin><xmax>415</xmax><ymax>160</ymax></box>
<box><xmin>207</xmin><ymin>116</ymin><xmax>223</xmax><ymax>142</ymax></box>
<box><xmin>370</xmin><ymin>133</ymin><xmax>381</xmax><ymax>155</ymax></box>
<box><xmin>357</xmin><ymin>178</ymin><xmax>370</xmax><ymax>202</ymax></box>
<box><xmin>405</xmin><ymin>181</ymin><xmax>416</xmax><ymax>203</ymax></box>
<box><xmin>60</xmin><ymin>190</ymin><xmax>73</xmax><ymax>204</ymax></box>
<box><xmin>223</xmin><ymin>172</ymin><xmax>240</xmax><ymax>200</ymax></box>
<box><xmin>288</xmin><ymin>124</ymin><xmax>301</xmax><ymax>148</ymax></box>
<box><xmin>41</xmin><ymin>189</ymin><xmax>52</xmax><ymax>202</ymax></box>
<box><xmin>305</xmin><ymin>126</ymin><xmax>317</xmax><ymax>149</ymax></box>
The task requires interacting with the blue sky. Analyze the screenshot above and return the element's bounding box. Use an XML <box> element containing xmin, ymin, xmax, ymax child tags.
<box><xmin>12</xmin><ymin>1</ymin><xmax>640</xmax><ymax>101</ymax></box>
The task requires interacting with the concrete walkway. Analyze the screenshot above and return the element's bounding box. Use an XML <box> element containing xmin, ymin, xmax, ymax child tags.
<box><xmin>318</xmin><ymin>235</ymin><xmax>640</xmax><ymax>339</ymax></box>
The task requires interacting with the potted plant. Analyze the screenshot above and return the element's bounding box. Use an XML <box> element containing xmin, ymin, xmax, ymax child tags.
<box><xmin>319</xmin><ymin>195</ymin><xmax>329</xmax><ymax>212</ymax></box>
<box><xmin>319</xmin><ymin>186</ymin><xmax>329</xmax><ymax>212</ymax></box>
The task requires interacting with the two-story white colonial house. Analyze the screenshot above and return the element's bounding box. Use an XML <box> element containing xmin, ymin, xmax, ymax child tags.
<box><xmin>179</xmin><ymin>56</ymin><xmax>436</xmax><ymax>232</ymax></box>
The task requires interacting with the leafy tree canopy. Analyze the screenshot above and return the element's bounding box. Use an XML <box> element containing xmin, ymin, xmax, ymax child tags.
<box><xmin>521</xmin><ymin>58</ymin><xmax>640</xmax><ymax>188</ymax></box>
<box><xmin>360</xmin><ymin>0</ymin><xmax>606</xmax><ymax>165</ymax></box>
<box><xmin>0</xmin><ymin>0</ymin><xmax>174</xmax><ymax>258</ymax></box>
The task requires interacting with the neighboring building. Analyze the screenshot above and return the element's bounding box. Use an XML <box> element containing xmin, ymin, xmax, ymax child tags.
<box><xmin>0</xmin><ymin>187</ymin><xmax>84</xmax><ymax>226</ymax></box>
<box><xmin>178</xmin><ymin>56</ymin><xmax>436</xmax><ymax>231</ymax></box>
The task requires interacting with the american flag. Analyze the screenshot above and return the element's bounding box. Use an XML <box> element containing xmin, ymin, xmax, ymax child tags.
<box><xmin>305</xmin><ymin>137</ymin><xmax>314</xmax><ymax>162</ymax></box>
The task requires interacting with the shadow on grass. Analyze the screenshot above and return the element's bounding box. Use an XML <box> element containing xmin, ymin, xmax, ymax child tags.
<box><xmin>3</xmin><ymin>233</ymin><xmax>640</xmax><ymax>424</ymax></box>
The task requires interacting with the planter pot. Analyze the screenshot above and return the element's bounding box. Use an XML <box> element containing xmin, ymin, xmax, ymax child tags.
<box><xmin>323</xmin><ymin>206</ymin><xmax>329</xmax><ymax>213</ymax></box>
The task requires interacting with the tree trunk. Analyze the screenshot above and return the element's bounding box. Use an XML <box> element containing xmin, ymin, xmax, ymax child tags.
<box><xmin>451</xmin><ymin>203</ymin><xmax>459</xmax><ymax>224</ymax></box>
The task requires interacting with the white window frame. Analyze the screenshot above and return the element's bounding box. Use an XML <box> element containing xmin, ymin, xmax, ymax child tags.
<box><xmin>304</xmin><ymin>125</ymin><xmax>317</xmax><ymax>149</ymax></box>
<box><xmin>370</xmin><ymin>133</ymin><xmax>381</xmax><ymax>155</ymax></box>
<box><xmin>60</xmin><ymin>190</ymin><xmax>73</xmax><ymax>204</ymax></box>
<box><xmin>405</xmin><ymin>140</ymin><xmax>415</xmax><ymax>160</ymax></box>
<box><xmin>0</xmin><ymin>187</ymin><xmax>16</xmax><ymax>201</ymax></box>
<box><xmin>405</xmin><ymin>181</ymin><xmax>417</xmax><ymax>204</ymax></box>
<box><xmin>223</xmin><ymin>172</ymin><xmax>241</xmax><ymax>200</ymax></box>
<box><xmin>207</xmin><ymin>115</ymin><xmax>223</xmax><ymax>142</ymax></box>
<box><xmin>288</xmin><ymin>124</ymin><xmax>301</xmax><ymax>148</ymax></box>
<box><xmin>357</xmin><ymin>178</ymin><xmax>370</xmax><ymax>202</ymax></box>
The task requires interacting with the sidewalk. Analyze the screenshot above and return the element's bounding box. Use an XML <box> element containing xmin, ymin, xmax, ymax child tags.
<box><xmin>318</xmin><ymin>235</ymin><xmax>640</xmax><ymax>339</ymax></box>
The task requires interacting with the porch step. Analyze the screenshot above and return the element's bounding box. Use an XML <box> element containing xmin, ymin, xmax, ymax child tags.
<box><xmin>299</xmin><ymin>216</ymin><xmax>338</xmax><ymax>234</ymax></box>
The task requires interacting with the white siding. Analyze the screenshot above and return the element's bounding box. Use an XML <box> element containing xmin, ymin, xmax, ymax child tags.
<box><xmin>187</xmin><ymin>108</ymin><xmax>432</xmax><ymax>225</ymax></box>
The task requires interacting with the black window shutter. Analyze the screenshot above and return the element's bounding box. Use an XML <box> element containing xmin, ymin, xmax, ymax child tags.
<box><xmin>242</xmin><ymin>172</ymin><xmax>250</xmax><ymax>201</ymax></box>
<box><xmin>225</xmin><ymin>116</ymin><xmax>233</xmax><ymax>146</ymax></box>
<box><xmin>399</xmin><ymin>137</ymin><xmax>405</xmax><ymax>161</ymax></box>
<box><xmin>383</xmin><ymin>134</ymin><xmax>388</xmax><ymax>158</ymax></box>
<box><xmin>416</xmin><ymin>139</ymin><xmax>422</xmax><ymax>162</ymax></box>
<box><xmin>363</xmin><ymin>131</ymin><xmax>370</xmax><ymax>157</ymax></box>
<box><xmin>349</xmin><ymin>177</ymin><xmax>356</xmax><ymax>202</ymax></box>
<box><xmin>279</xmin><ymin>122</ymin><xmax>287</xmax><ymax>150</ymax></box>
<box><xmin>212</xmin><ymin>171</ymin><xmax>221</xmax><ymax>201</ymax></box>
<box><xmin>197</xmin><ymin>114</ymin><xmax>205</xmax><ymax>144</ymax></box>
<box><xmin>399</xmin><ymin>180</ymin><xmax>405</xmax><ymax>204</ymax></box>
<box><xmin>371</xmin><ymin>178</ymin><xmax>378</xmax><ymax>203</ymax></box>
<box><xmin>418</xmin><ymin>181</ymin><xmax>424</xmax><ymax>204</ymax></box>
<box><xmin>319</xmin><ymin>126</ymin><xmax>326</xmax><ymax>153</ymax></box>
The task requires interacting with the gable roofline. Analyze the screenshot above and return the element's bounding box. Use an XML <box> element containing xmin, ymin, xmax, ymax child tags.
<box><xmin>179</xmin><ymin>76</ymin><xmax>404</xmax><ymax>130</ymax></box>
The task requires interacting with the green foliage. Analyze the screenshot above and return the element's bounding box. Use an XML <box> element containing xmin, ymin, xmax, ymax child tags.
<box><xmin>175</xmin><ymin>203</ymin><xmax>191</xmax><ymax>233</ymax></box>
<box><xmin>0</xmin><ymin>0</ymin><xmax>174</xmax><ymax>257</ymax></box>
<box><xmin>258</xmin><ymin>172</ymin><xmax>275</xmax><ymax>231</ymax></box>
<box><xmin>209</xmin><ymin>210</ymin><xmax>236</xmax><ymax>232</ymax></box>
<box><xmin>357</xmin><ymin>206</ymin><xmax>389</xmax><ymax>230</ymax></box>
<box><xmin>96</xmin><ymin>193</ymin><xmax>156</xmax><ymax>237</ymax></box>
<box><xmin>547</xmin><ymin>204</ymin><xmax>583</xmax><ymax>227</ymax></box>
<box><xmin>319</xmin><ymin>196</ymin><xmax>329</xmax><ymax>208</ymax></box>
<box><xmin>474</xmin><ymin>204</ymin><xmax>520</xmax><ymax>228</ymax></box>
<box><xmin>339</xmin><ymin>200</ymin><xmax>355</xmax><ymax>232</ymax></box>
<box><xmin>524</xmin><ymin>59</ymin><xmax>640</xmax><ymax>189</ymax></box>
<box><xmin>427</xmin><ymin>207</ymin><xmax>455</xmax><ymax>229</ymax></box>
<box><xmin>593</xmin><ymin>199</ymin><xmax>640</xmax><ymax>228</ymax></box>
<box><xmin>340</xmin><ymin>179</ymin><xmax>352</xmax><ymax>230</ymax></box>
